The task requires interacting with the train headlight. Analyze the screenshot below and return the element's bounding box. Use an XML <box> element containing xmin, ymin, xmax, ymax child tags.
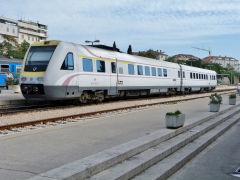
<box><xmin>37</xmin><ymin>77</ymin><xmax>44</xmax><ymax>81</ymax></box>
<box><xmin>21</xmin><ymin>77</ymin><xmax>26</xmax><ymax>81</ymax></box>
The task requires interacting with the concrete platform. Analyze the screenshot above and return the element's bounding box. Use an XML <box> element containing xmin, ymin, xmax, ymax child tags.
<box><xmin>0</xmin><ymin>94</ymin><xmax>239</xmax><ymax>180</ymax></box>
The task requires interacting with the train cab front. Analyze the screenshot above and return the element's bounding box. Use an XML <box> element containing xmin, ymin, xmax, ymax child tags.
<box><xmin>20</xmin><ymin>41</ymin><xmax>58</xmax><ymax>100</ymax></box>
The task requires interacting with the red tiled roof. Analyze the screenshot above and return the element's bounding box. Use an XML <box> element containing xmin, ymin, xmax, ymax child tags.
<box><xmin>173</xmin><ymin>54</ymin><xmax>200</xmax><ymax>60</ymax></box>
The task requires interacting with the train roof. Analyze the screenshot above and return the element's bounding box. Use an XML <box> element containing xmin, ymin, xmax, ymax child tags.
<box><xmin>0</xmin><ymin>55</ymin><xmax>23</xmax><ymax>64</ymax></box>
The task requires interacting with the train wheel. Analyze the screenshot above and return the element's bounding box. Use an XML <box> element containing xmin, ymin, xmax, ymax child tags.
<box><xmin>80</xmin><ymin>92</ymin><xmax>88</xmax><ymax>103</ymax></box>
<box><xmin>96</xmin><ymin>93</ymin><xmax>104</xmax><ymax>103</ymax></box>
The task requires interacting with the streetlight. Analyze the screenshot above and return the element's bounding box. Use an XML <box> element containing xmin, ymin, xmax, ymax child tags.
<box><xmin>85</xmin><ymin>40</ymin><xmax>100</xmax><ymax>45</ymax></box>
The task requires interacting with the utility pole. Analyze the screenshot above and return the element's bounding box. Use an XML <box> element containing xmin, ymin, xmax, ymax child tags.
<box><xmin>192</xmin><ymin>47</ymin><xmax>212</xmax><ymax>56</ymax></box>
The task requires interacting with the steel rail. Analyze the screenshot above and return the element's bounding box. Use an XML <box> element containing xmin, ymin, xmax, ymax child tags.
<box><xmin>0</xmin><ymin>89</ymin><xmax>236</xmax><ymax>131</ymax></box>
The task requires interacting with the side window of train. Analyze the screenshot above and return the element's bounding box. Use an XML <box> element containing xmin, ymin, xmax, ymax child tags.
<box><xmin>158</xmin><ymin>68</ymin><xmax>162</xmax><ymax>76</ymax></box>
<box><xmin>196</xmin><ymin>73</ymin><xmax>199</xmax><ymax>79</ymax></box>
<box><xmin>190</xmin><ymin>72</ymin><xmax>192</xmax><ymax>79</ymax></box>
<box><xmin>83</xmin><ymin>58</ymin><xmax>93</xmax><ymax>72</ymax></box>
<box><xmin>183</xmin><ymin>71</ymin><xmax>185</xmax><ymax>78</ymax></box>
<box><xmin>0</xmin><ymin>64</ymin><xmax>10</xmax><ymax>74</ymax></box>
<box><xmin>178</xmin><ymin>71</ymin><xmax>180</xmax><ymax>78</ymax></box>
<box><xmin>151</xmin><ymin>67</ymin><xmax>156</xmax><ymax>76</ymax></box>
<box><xmin>111</xmin><ymin>62</ymin><xmax>116</xmax><ymax>73</ymax></box>
<box><xmin>206</xmin><ymin>75</ymin><xmax>208</xmax><ymax>80</ymax></box>
<box><xmin>61</xmin><ymin>52</ymin><xmax>74</xmax><ymax>70</ymax></box>
<box><xmin>145</xmin><ymin>66</ymin><xmax>150</xmax><ymax>76</ymax></box>
<box><xmin>128</xmin><ymin>64</ymin><xmax>135</xmax><ymax>75</ymax></box>
<box><xmin>163</xmin><ymin>69</ymin><xmax>167</xmax><ymax>77</ymax></box>
<box><xmin>137</xmin><ymin>65</ymin><xmax>143</xmax><ymax>75</ymax></box>
<box><xmin>96</xmin><ymin>60</ymin><xmax>105</xmax><ymax>73</ymax></box>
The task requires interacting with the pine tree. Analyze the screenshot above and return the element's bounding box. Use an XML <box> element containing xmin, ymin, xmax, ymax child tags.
<box><xmin>127</xmin><ymin>45</ymin><xmax>132</xmax><ymax>54</ymax></box>
<box><xmin>113</xmin><ymin>41</ymin><xmax>116</xmax><ymax>50</ymax></box>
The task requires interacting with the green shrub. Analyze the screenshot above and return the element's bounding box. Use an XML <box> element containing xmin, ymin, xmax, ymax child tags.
<box><xmin>166</xmin><ymin>110</ymin><xmax>182</xmax><ymax>116</ymax></box>
<box><xmin>229</xmin><ymin>93</ymin><xmax>236</xmax><ymax>99</ymax></box>
<box><xmin>209</xmin><ymin>93</ymin><xmax>222</xmax><ymax>104</ymax></box>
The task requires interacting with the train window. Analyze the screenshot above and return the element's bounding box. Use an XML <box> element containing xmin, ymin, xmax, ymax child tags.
<box><xmin>163</xmin><ymin>69</ymin><xmax>167</xmax><ymax>77</ymax></box>
<box><xmin>0</xmin><ymin>64</ymin><xmax>10</xmax><ymax>74</ymax></box>
<box><xmin>16</xmin><ymin>65</ymin><xmax>22</xmax><ymax>74</ymax></box>
<box><xmin>96</xmin><ymin>60</ymin><xmax>105</xmax><ymax>73</ymax></box>
<box><xmin>83</xmin><ymin>58</ymin><xmax>93</xmax><ymax>72</ymax></box>
<box><xmin>145</xmin><ymin>66</ymin><xmax>150</xmax><ymax>76</ymax></box>
<box><xmin>111</xmin><ymin>62</ymin><xmax>116</xmax><ymax>73</ymax></box>
<box><xmin>183</xmin><ymin>71</ymin><xmax>185</xmax><ymax>78</ymax></box>
<box><xmin>193</xmin><ymin>73</ymin><xmax>195</xmax><ymax>79</ymax></box>
<box><xmin>190</xmin><ymin>72</ymin><xmax>192</xmax><ymax>79</ymax></box>
<box><xmin>196</xmin><ymin>73</ymin><xmax>199</xmax><ymax>79</ymax></box>
<box><xmin>151</xmin><ymin>67</ymin><xmax>156</xmax><ymax>76</ymax></box>
<box><xmin>128</xmin><ymin>64</ymin><xmax>134</xmax><ymax>75</ymax></box>
<box><xmin>178</xmin><ymin>71</ymin><xmax>180</xmax><ymax>78</ymax></box>
<box><xmin>158</xmin><ymin>68</ymin><xmax>162</xmax><ymax>76</ymax></box>
<box><xmin>206</xmin><ymin>75</ymin><xmax>208</xmax><ymax>80</ymax></box>
<box><xmin>61</xmin><ymin>52</ymin><xmax>74</xmax><ymax>70</ymax></box>
<box><xmin>137</xmin><ymin>65</ymin><xmax>143</xmax><ymax>75</ymax></box>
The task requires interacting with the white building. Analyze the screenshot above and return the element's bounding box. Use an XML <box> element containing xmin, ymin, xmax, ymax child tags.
<box><xmin>203</xmin><ymin>56</ymin><xmax>240</xmax><ymax>72</ymax></box>
<box><xmin>0</xmin><ymin>16</ymin><xmax>47</xmax><ymax>44</ymax></box>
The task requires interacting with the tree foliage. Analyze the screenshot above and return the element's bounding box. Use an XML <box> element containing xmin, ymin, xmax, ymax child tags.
<box><xmin>138</xmin><ymin>49</ymin><xmax>156</xmax><ymax>59</ymax></box>
<box><xmin>113</xmin><ymin>41</ymin><xmax>116</xmax><ymax>50</ymax></box>
<box><xmin>127</xmin><ymin>45</ymin><xmax>132</xmax><ymax>55</ymax></box>
<box><xmin>0</xmin><ymin>36</ymin><xmax>30</xmax><ymax>59</ymax></box>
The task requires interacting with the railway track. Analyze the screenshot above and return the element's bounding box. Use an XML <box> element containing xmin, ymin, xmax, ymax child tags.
<box><xmin>0</xmin><ymin>88</ymin><xmax>236</xmax><ymax>116</ymax></box>
<box><xmin>0</xmin><ymin>88</ymin><xmax>236</xmax><ymax>132</ymax></box>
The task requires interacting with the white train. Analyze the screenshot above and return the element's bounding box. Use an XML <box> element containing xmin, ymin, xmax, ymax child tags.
<box><xmin>20</xmin><ymin>40</ymin><xmax>217</xmax><ymax>102</ymax></box>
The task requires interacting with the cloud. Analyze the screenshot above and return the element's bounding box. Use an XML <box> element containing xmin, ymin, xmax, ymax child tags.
<box><xmin>1</xmin><ymin>0</ymin><xmax>240</xmax><ymax>54</ymax></box>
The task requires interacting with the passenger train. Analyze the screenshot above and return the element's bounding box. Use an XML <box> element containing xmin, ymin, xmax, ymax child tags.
<box><xmin>20</xmin><ymin>40</ymin><xmax>217</xmax><ymax>102</ymax></box>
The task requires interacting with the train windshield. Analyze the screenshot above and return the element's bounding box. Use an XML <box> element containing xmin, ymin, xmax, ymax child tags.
<box><xmin>24</xmin><ymin>45</ymin><xmax>56</xmax><ymax>72</ymax></box>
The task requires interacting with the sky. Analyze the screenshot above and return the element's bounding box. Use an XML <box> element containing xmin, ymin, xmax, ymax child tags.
<box><xmin>1</xmin><ymin>0</ymin><xmax>240</xmax><ymax>60</ymax></box>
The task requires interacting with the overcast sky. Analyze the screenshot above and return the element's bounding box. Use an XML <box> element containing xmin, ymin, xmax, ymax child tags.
<box><xmin>1</xmin><ymin>0</ymin><xmax>240</xmax><ymax>59</ymax></box>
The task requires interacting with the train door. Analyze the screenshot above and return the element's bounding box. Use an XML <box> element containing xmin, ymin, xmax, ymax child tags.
<box><xmin>179</xmin><ymin>64</ymin><xmax>183</xmax><ymax>92</ymax></box>
<box><xmin>109</xmin><ymin>60</ymin><xmax>117</xmax><ymax>95</ymax></box>
<box><xmin>108</xmin><ymin>52</ymin><xmax>118</xmax><ymax>95</ymax></box>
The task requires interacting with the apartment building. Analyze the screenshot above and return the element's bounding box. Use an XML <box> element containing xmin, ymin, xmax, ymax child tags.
<box><xmin>0</xmin><ymin>16</ymin><xmax>47</xmax><ymax>44</ymax></box>
<box><xmin>203</xmin><ymin>56</ymin><xmax>240</xmax><ymax>72</ymax></box>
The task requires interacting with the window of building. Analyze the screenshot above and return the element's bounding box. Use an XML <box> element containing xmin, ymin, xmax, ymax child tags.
<box><xmin>83</xmin><ymin>58</ymin><xmax>93</xmax><ymax>72</ymax></box>
<box><xmin>96</xmin><ymin>60</ymin><xmax>105</xmax><ymax>72</ymax></box>
<box><xmin>145</xmin><ymin>66</ymin><xmax>150</xmax><ymax>76</ymax></box>
<box><xmin>13</xmin><ymin>29</ymin><xmax>15</xmax><ymax>34</ymax></box>
<box><xmin>32</xmin><ymin>37</ymin><xmax>34</xmax><ymax>41</ymax></box>
<box><xmin>163</xmin><ymin>69</ymin><xmax>167</xmax><ymax>77</ymax></box>
<box><xmin>158</xmin><ymin>68</ymin><xmax>162</xmax><ymax>76</ymax></box>
<box><xmin>137</xmin><ymin>65</ymin><xmax>143</xmax><ymax>75</ymax></box>
<box><xmin>206</xmin><ymin>75</ymin><xmax>208</xmax><ymax>80</ymax></box>
<box><xmin>6</xmin><ymin>27</ymin><xmax>9</xmax><ymax>32</ymax></box>
<box><xmin>151</xmin><ymin>67</ymin><xmax>156</xmax><ymax>76</ymax></box>
<box><xmin>22</xmin><ymin>34</ymin><xmax>24</xmax><ymax>39</ymax></box>
<box><xmin>61</xmin><ymin>52</ymin><xmax>74</xmax><ymax>70</ymax></box>
<box><xmin>128</xmin><ymin>64</ymin><xmax>135</xmax><ymax>75</ymax></box>
<box><xmin>111</xmin><ymin>62</ymin><xmax>116</xmax><ymax>73</ymax></box>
